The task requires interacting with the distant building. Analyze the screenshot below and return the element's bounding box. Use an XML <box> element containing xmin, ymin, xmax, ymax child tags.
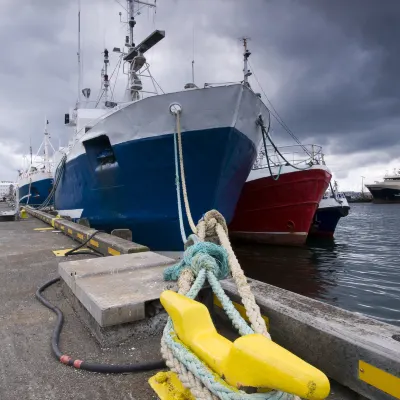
<box><xmin>0</xmin><ymin>180</ymin><xmax>15</xmax><ymax>198</ymax></box>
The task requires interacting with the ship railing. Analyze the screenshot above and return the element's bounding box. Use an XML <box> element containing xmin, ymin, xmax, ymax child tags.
<box><xmin>253</xmin><ymin>144</ymin><xmax>325</xmax><ymax>170</ymax></box>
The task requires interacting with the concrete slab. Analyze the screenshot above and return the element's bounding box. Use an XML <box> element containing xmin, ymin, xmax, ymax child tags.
<box><xmin>62</xmin><ymin>283</ymin><xmax>168</xmax><ymax>347</ymax></box>
<box><xmin>59</xmin><ymin>252</ymin><xmax>177</xmax><ymax>327</ymax></box>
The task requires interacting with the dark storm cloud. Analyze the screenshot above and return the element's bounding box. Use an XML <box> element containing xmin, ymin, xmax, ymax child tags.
<box><xmin>0</xmin><ymin>0</ymin><xmax>399</xmax><ymax>182</ymax></box>
<box><xmin>213</xmin><ymin>0</ymin><xmax>400</xmax><ymax>158</ymax></box>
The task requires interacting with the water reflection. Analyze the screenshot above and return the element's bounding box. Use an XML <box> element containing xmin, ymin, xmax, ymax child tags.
<box><xmin>233</xmin><ymin>204</ymin><xmax>400</xmax><ymax>326</ymax></box>
<box><xmin>234</xmin><ymin>241</ymin><xmax>341</xmax><ymax>300</ymax></box>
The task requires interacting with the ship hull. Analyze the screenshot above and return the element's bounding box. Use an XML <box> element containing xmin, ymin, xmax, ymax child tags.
<box><xmin>309</xmin><ymin>205</ymin><xmax>350</xmax><ymax>237</ymax></box>
<box><xmin>366</xmin><ymin>186</ymin><xmax>400</xmax><ymax>203</ymax></box>
<box><xmin>54</xmin><ymin>84</ymin><xmax>268</xmax><ymax>251</ymax></box>
<box><xmin>18</xmin><ymin>177</ymin><xmax>53</xmax><ymax>206</ymax></box>
<box><xmin>229</xmin><ymin>167</ymin><xmax>331</xmax><ymax>246</ymax></box>
<box><xmin>308</xmin><ymin>193</ymin><xmax>350</xmax><ymax>237</ymax></box>
<box><xmin>56</xmin><ymin>127</ymin><xmax>256</xmax><ymax>250</ymax></box>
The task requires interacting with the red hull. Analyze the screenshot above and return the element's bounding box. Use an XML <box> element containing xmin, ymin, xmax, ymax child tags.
<box><xmin>229</xmin><ymin>168</ymin><xmax>331</xmax><ymax>245</ymax></box>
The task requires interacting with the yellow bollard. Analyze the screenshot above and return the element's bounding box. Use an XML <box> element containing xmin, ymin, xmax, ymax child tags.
<box><xmin>20</xmin><ymin>208</ymin><xmax>28</xmax><ymax>219</ymax></box>
<box><xmin>157</xmin><ymin>290</ymin><xmax>330</xmax><ymax>400</ymax></box>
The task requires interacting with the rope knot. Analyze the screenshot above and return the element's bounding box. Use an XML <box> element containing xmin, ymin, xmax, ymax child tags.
<box><xmin>191</xmin><ymin>252</ymin><xmax>219</xmax><ymax>277</ymax></box>
<box><xmin>199</xmin><ymin>210</ymin><xmax>228</xmax><ymax>241</ymax></box>
<box><xmin>164</xmin><ymin>242</ymin><xmax>229</xmax><ymax>282</ymax></box>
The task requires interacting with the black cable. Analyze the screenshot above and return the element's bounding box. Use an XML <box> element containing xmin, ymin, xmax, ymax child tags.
<box><xmin>38</xmin><ymin>154</ymin><xmax>67</xmax><ymax>210</ymax></box>
<box><xmin>259</xmin><ymin>113</ymin><xmax>280</xmax><ymax>180</ymax></box>
<box><xmin>257</xmin><ymin>115</ymin><xmax>312</xmax><ymax>172</ymax></box>
<box><xmin>36</xmin><ymin>277</ymin><xmax>165</xmax><ymax>372</ymax></box>
<box><xmin>36</xmin><ymin>231</ymin><xmax>165</xmax><ymax>372</ymax></box>
<box><xmin>64</xmin><ymin>230</ymin><xmax>104</xmax><ymax>257</ymax></box>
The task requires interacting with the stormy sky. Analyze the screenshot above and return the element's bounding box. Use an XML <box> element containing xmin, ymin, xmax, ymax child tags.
<box><xmin>1</xmin><ymin>0</ymin><xmax>399</xmax><ymax>191</ymax></box>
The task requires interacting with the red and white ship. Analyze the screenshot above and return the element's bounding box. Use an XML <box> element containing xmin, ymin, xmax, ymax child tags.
<box><xmin>229</xmin><ymin>144</ymin><xmax>331</xmax><ymax>246</ymax></box>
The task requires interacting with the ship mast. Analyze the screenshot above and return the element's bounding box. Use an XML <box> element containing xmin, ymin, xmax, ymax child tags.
<box><xmin>241</xmin><ymin>37</ymin><xmax>252</xmax><ymax>87</ymax></box>
<box><xmin>29</xmin><ymin>137</ymin><xmax>33</xmax><ymax>166</ymax></box>
<box><xmin>101</xmin><ymin>49</ymin><xmax>110</xmax><ymax>104</ymax></box>
<box><xmin>128</xmin><ymin>0</ymin><xmax>135</xmax><ymax>48</ymax></box>
<box><xmin>43</xmin><ymin>119</ymin><xmax>51</xmax><ymax>173</ymax></box>
<box><xmin>123</xmin><ymin>0</ymin><xmax>159</xmax><ymax>101</ymax></box>
<box><xmin>77</xmin><ymin>0</ymin><xmax>82</xmax><ymax>105</ymax></box>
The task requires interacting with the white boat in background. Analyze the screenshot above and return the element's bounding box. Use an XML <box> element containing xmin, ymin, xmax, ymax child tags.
<box><xmin>366</xmin><ymin>169</ymin><xmax>400</xmax><ymax>203</ymax></box>
<box><xmin>17</xmin><ymin>120</ymin><xmax>54</xmax><ymax>206</ymax></box>
<box><xmin>309</xmin><ymin>181</ymin><xmax>350</xmax><ymax>238</ymax></box>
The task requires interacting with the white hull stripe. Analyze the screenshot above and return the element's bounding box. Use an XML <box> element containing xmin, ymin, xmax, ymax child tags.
<box><xmin>57</xmin><ymin>209</ymin><xmax>84</xmax><ymax>219</ymax></box>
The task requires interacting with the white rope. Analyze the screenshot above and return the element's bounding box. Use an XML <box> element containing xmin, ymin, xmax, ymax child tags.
<box><xmin>198</xmin><ymin>210</ymin><xmax>270</xmax><ymax>339</ymax></box>
<box><xmin>165</xmin><ymin>111</ymin><xmax>296</xmax><ymax>398</ymax></box>
<box><xmin>175</xmin><ymin>112</ymin><xmax>198</xmax><ymax>234</ymax></box>
<box><xmin>162</xmin><ymin>268</ymin><xmax>296</xmax><ymax>400</ymax></box>
<box><xmin>173</xmin><ymin>130</ymin><xmax>188</xmax><ymax>243</ymax></box>
<box><xmin>163</xmin><ymin>266</ymin><xmax>218</xmax><ymax>400</ymax></box>
<box><xmin>161</xmin><ymin>340</ymin><xmax>218</xmax><ymax>400</ymax></box>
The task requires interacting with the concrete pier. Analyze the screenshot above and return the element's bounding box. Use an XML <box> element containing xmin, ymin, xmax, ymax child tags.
<box><xmin>218</xmin><ymin>279</ymin><xmax>400</xmax><ymax>400</ymax></box>
<box><xmin>0</xmin><ymin>205</ymin><xmax>161</xmax><ymax>400</ymax></box>
<box><xmin>0</xmin><ymin>204</ymin><xmax>398</xmax><ymax>400</ymax></box>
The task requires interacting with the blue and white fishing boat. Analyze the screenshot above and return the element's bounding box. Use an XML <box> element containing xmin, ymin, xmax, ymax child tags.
<box><xmin>309</xmin><ymin>181</ymin><xmax>350</xmax><ymax>238</ymax></box>
<box><xmin>17</xmin><ymin>120</ymin><xmax>54</xmax><ymax>206</ymax></box>
<box><xmin>54</xmin><ymin>1</ymin><xmax>269</xmax><ymax>250</ymax></box>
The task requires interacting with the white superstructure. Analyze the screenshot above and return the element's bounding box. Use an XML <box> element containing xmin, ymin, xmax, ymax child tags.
<box><xmin>319</xmin><ymin>182</ymin><xmax>349</xmax><ymax>210</ymax></box>
<box><xmin>0</xmin><ymin>181</ymin><xmax>15</xmax><ymax>198</ymax></box>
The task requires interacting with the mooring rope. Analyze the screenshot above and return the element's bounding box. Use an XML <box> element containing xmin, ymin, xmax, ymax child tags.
<box><xmin>175</xmin><ymin>111</ymin><xmax>198</xmax><ymax>235</ymax></box>
<box><xmin>165</xmin><ymin>107</ymin><xmax>299</xmax><ymax>399</ymax></box>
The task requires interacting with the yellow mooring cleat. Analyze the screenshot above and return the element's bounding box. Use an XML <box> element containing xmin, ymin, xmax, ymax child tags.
<box><xmin>158</xmin><ymin>290</ymin><xmax>330</xmax><ymax>400</ymax></box>
<box><xmin>20</xmin><ymin>208</ymin><xmax>28</xmax><ymax>219</ymax></box>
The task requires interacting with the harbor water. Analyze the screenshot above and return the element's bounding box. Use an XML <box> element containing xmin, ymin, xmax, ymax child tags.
<box><xmin>234</xmin><ymin>203</ymin><xmax>400</xmax><ymax>327</ymax></box>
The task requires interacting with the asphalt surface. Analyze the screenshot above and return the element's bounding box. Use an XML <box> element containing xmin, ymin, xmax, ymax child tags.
<box><xmin>0</xmin><ymin>205</ymin><xmax>160</xmax><ymax>400</ymax></box>
<box><xmin>0</xmin><ymin>204</ymin><xmax>362</xmax><ymax>399</ymax></box>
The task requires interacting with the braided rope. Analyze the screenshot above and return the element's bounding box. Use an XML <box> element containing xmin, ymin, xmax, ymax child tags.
<box><xmin>162</xmin><ymin>270</ymin><xmax>297</xmax><ymax>400</ymax></box>
<box><xmin>167</xmin><ymin>268</ymin><xmax>217</xmax><ymax>400</ymax></box>
<box><xmin>173</xmin><ymin>129</ymin><xmax>188</xmax><ymax>243</ymax></box>
<box><xmin>165</xmin><ymin>111</ymin><xmax>297</xmax><ymax>398</ymax></box>
<box><xmin>161</xmin><ymin>340</ymin><xmax>217</xmax><ymax>400</ymax></box>
<box><xmin>200</xmin><ymin>211</ymin><xmax>270</xmax><ymax>338</ymax></box>
<box><xmin>175</xmin><ymin>111</ymin><xmax>197</xmax><ymax>234</ymax></box>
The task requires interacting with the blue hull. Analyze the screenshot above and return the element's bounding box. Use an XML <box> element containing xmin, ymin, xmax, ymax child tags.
<box><xmin>19</xmin><ymin>178</ymin><xmax>53</xmax><ymax>206</ymax></box>
<box><xmin>55</xmin><ymin>127</ymin><xmax>256</xmax><ymax>250</ymax></box>
<box><xmin>309</xmin><ymin>206</ymin><xmax>350</xmax><ymax>237</ymax></box>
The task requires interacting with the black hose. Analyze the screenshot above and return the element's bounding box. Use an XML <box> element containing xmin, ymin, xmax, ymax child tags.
<box><xmin>35</xmin><ymin>230</ymin><xmax>165</xmax><ymax>372</ymax></box>
<box><xmin>64</xmin><ymin>230</ymin><xmax>104</xmax><ymax>257</ymax></box>
<box><xmin>36</xmin><ymin>277</ymin><xmax>165</xmax><ymax>372</ymax></box>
